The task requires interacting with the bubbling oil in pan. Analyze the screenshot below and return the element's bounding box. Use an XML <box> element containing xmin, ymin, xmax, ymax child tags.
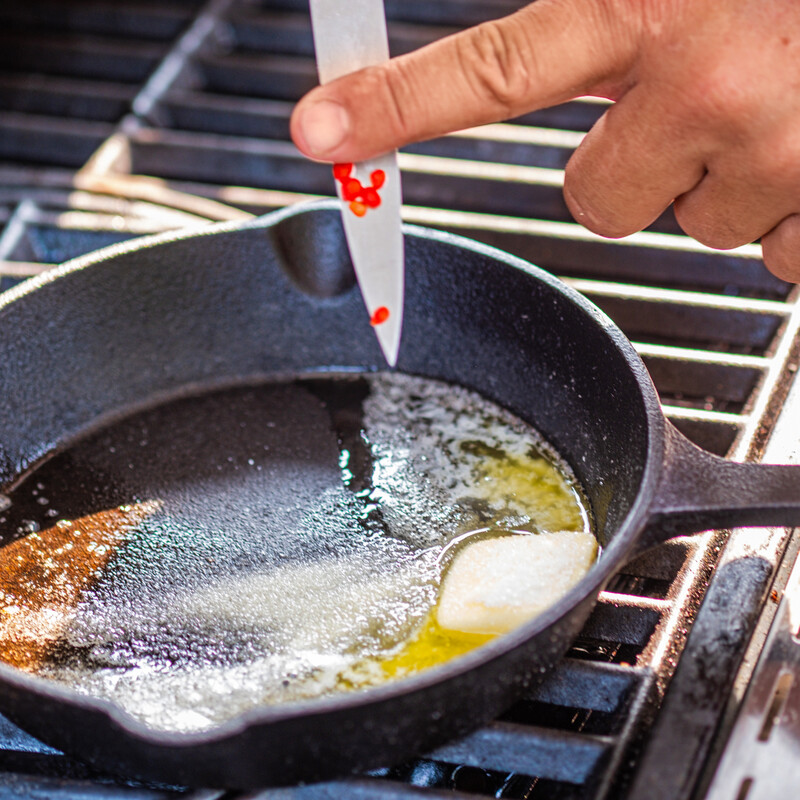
<box><xmin>0</xmin><ymin>374</ymin><xmax>595</xmax><ymax>733</ymax></box>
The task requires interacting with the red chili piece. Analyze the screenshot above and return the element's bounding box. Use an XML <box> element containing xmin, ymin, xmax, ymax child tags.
<box><xmin>362</xmin><ymin>187</ymin><xmax>381</xmax><ymax>208</ymax></box>
<box><xmin>370</xmin><ymin>306</ymin><xmax>390</xmax><ymax>326</ymax></box>
<box><xmin>342</xmin><ymin>178</ymin><xmax>363</xmax><ymax>201</ymax></box>
<box><xmin>370</xmin><ymin>169</ymin><xmax>385</xmax><ymax>189</ymax></box>
<box><xmin>349</xmin><ymin>201</ymin><xmax>367</xmax><ymax>217</ymax></box>
<box><xmin>332</xmin><ymin>164</ymin><xmax>386</xmax><ymax>216</ymax></box>
<box><xmin>333</xmin><ymin>163</ymin><xmax>353</xmax><ymax>181</ymax></box>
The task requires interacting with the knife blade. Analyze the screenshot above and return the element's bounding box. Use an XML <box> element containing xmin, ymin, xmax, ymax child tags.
<box><xmin>309</xmin><ymin>0</ymin><xmax>404</xmax><ymax>367</ymax></box>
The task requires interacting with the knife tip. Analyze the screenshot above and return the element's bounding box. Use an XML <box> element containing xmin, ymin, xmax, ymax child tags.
<box><xmin>375</xmin><ymin>319</ymin><xmax>401</xmax><ymax>368</ymax></box>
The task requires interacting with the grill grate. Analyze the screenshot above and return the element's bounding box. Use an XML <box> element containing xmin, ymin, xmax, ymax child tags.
<box><xmin>1</xmin><ymin>2</ymin><xmax>799</xmax><ymax>799</ymax></box>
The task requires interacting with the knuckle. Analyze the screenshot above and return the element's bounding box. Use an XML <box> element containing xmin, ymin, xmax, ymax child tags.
<box><xmin>345</xmin><ymin>64</ymin><xmax>415</xmax><ymax>142</ymax></box>
<box><xmin>376</xmin><ymin>63</ymin><xmax>414</xmax><ymax>140</ymax></box>
<box><xmin>762</xmin><ymin>217</ymin><xmax>800</xmax><ymax>283</ymax></box>
<box><xmin>336</xmin><ymin>59</ymin><xmax>421</xmax><ymax>146</ymax></box>
<box><xmin>756</xmin><ymin>130</ymin><xmax>800</xmax><ymax>186</ymax></box>
<box><xmin>456</xmin><ymin>20</ymin><xmax>535</xmax><ymax>114</ymax></box>
<box><xmin>687</xmin><ymin>64</ymin><xmax>758</xmax><ymax>131</ymax></box>
<box><xmin>673</xmin><ymin>199</ymin><xmax>752</xmax><ymax>251</ymax></box>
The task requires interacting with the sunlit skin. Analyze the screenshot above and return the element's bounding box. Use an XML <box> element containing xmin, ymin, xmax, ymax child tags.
<box><xmin>293</xmin><ymin>0</ymin><xmax>800</xmax><ymax>282</ymax></box>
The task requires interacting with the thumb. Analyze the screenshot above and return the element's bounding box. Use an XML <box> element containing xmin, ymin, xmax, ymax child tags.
<box><xmin>291</xmin><ymin>0</ymin><xmax>636</xmax><ymax>162</ymax></box>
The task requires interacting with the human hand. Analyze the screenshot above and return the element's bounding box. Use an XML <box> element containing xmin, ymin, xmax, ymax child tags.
<box><xmin>290</xmin><ymin>0</ymin><xmax>800</xmax><ymax>282</ymax></box>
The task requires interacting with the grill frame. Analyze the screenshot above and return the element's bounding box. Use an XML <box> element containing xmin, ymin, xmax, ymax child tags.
<box><xmin>1</xmin><ymin>1</ymin><xmax>799</xmax><ymax>797</ymax></box>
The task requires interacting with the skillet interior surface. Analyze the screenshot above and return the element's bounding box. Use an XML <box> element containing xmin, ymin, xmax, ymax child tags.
<box><xmin>0</xmin><ymin>203</ymin><xmax>662</xmax><ymax>786</ymax></box>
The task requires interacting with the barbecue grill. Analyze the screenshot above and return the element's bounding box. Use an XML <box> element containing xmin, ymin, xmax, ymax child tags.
<box><xmin>1</xmin><ymin>1</ymin><xmax>799</xmax><ymax>798</ymax></box>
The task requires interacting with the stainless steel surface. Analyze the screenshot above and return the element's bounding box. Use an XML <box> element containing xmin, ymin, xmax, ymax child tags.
<box><xmin>702</xmin><ymin>369</ymin><xmax>800</xmax><ymax>800</ymax></box>
<box><xmin>309</xmin><ymin>0</ymin><xmax>404</xmax><ymax>365</ymax></box>
<box><xmin>705</xmin><ymin>553</ymin><xmax>800</xmax><ymax>800</ymax></box>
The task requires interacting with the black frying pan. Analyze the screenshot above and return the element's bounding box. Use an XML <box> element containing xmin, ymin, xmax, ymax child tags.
<box><xmin>0</xmin><ymin>200</ymin><xmax>799</xmax><ymax>788</ymax></box>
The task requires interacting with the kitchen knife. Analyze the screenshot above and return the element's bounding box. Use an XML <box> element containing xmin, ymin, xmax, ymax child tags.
<box><xmin>309</xmin><ymin>0</ymin><xmax>404</xmax><ymax>367</ymax></box>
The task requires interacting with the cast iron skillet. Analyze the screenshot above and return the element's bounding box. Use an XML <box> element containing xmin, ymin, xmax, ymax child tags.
<box><xmin>1</xmin><ymin>200</ymin><xmax>799</xmax><ymax>788</ymax></box>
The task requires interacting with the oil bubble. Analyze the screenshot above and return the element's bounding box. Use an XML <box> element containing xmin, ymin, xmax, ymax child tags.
<box><xmin>17</xmin><ymin>520</ymin><xmax>39</xmax><ymax>534</ymax></box>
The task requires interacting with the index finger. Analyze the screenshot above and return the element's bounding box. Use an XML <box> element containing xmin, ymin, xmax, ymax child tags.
<box><xmin>290</xmin><ymin>0</ymin><xmax>637</xmax><ymax>162</ymax></box>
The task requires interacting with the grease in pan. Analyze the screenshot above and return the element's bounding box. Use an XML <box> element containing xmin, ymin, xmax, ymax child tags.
<box><xmin>0</xmin><ymin>373</ymin><xmax>596</xmax><ymax>732</ymax></box>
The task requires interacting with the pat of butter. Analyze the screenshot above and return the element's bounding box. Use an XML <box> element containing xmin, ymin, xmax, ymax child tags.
<box><xmin>436</xmin><ymin>531</ymin><xmax>598</xmax><ymax>635</ymax></box>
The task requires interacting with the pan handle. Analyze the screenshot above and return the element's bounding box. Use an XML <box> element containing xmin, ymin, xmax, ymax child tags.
<box><xmin>641</xmin><ymin>423</ymin><xmax>800</xmax><ymax>548</ymax></box>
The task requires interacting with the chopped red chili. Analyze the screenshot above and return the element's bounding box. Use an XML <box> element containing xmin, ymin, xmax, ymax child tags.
<box><xmin>333</xmin><ymin>163</ymin><xmax>353</xmax><ymax>181</ymax></box>
<box><xmin>362</xmin><ymin>187</ymin><xmax>381</xmax><ymax>208</ymax></box>
<box><xmin>333</xmin><ymin>164</ymin><xmax>385</xmax><ymax>216</ymax></box>
<box><xmin>341</xmin><ymin>178</ymin><xmax>363</xmax><ymax>201</ymax></box>
<box><xmin>370</xmin><ymin>306</ymin><xmax>390</xmax><ymax>326</ymax></box>
<box><xmin>349</xmin><ymin>200</ymin><xmax>368</xmax><ymax>217</ymax></box>
<box><xmin>370</xmin><ymin>169</ymin><xmax>385</xmax><ymax>189</ymax></box>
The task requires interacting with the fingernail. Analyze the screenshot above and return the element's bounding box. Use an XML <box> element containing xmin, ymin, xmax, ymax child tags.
<box><xmin>296</xmin><ymin>99</ymin><xmax>350</xmax><ymax>157</ymax></box>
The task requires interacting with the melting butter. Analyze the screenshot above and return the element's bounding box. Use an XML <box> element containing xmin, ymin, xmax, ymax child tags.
<box><xmin>436</xmin><ymin>530</ymin><xmax>599</xmax><ymax>636</ymax></box>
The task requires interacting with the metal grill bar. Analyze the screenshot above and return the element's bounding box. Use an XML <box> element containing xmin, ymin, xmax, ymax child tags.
<box><xmin>1</xmin><ymin>113</ymin><xmax>116</xmax><ymax>168</ymax></box>
<box><xmin>0</xmin><ymin>33</ymin><xmax>167</xmax><ymax>82</ymax></box>
<box><xmin>0</xmin><ymin>2</ymin><xmax>200</xmax><ymax>40</ymax></box>
<box><xmin>398</xmin><ymin>209</ymin><xmax>780</xmax><ymax>296</ymax></box>
<box><xmin>0</xmin><ymin>75</ymin><xmax>135</xmax><ymax>122</ymax></box>
<box><xmin>263</xmin><ymin>779</ymin><xmax>486</xmax><ymax>799</ymax></box>
<box><xmin>428</xmin><ymin>723</ymin><xmax>614</xmax><ymax>784</ymax></box>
